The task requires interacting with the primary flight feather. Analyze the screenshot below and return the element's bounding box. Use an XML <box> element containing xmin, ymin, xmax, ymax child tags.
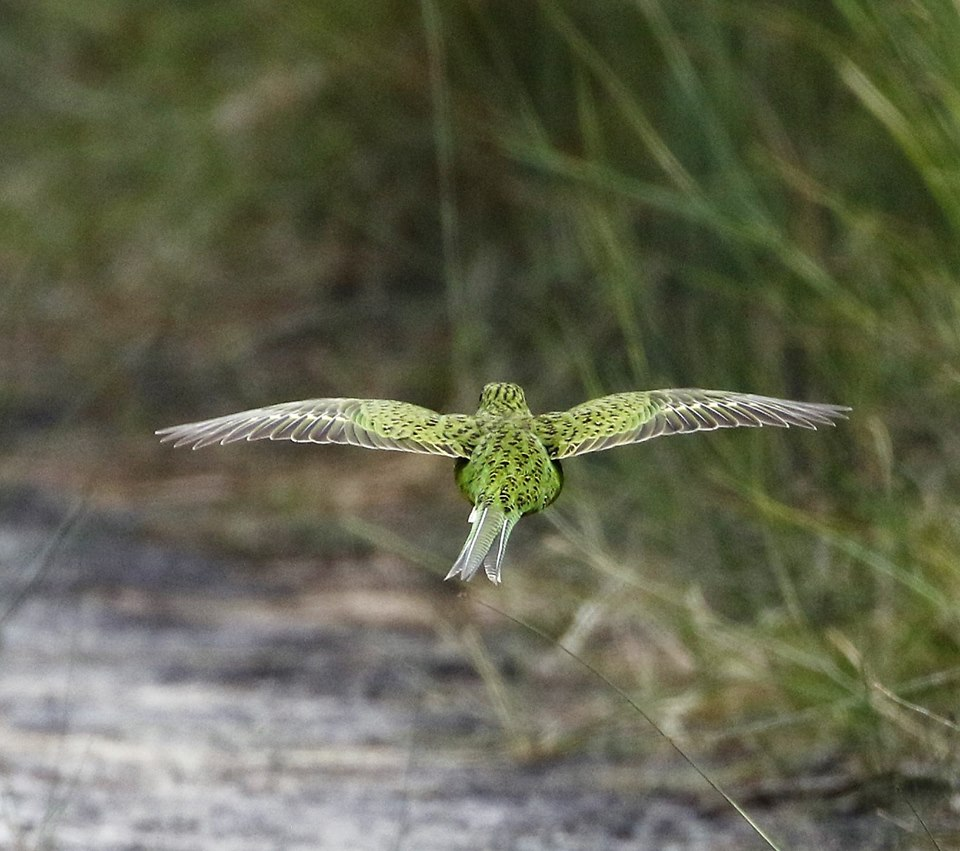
<box><xmin>157</xmin><ymin>383</ymin><xmax>849</xmax><ymax>584</ymax></box>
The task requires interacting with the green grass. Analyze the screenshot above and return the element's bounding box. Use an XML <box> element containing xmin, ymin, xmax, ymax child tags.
<box><xmin>2</xmin><ymin>0</ymin><xmax>959</xmax><ymax>835</ymax></box>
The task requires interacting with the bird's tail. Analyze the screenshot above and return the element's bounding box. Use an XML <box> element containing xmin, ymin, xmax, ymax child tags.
<box><xmin>446</xmin><ymin>504</ymin><xmax>519</xmax><ymax>585</ymax></box>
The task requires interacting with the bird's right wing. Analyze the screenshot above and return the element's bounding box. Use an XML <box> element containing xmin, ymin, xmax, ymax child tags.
<box><xmin>533</xmin><ymin>389</ymin><xmax>849</xmax><ymax>459</ymax></box>
<box><xmin>156</xmin><ymin>398</ymin><xmax>479</xmax><ymax>457</ymax></box>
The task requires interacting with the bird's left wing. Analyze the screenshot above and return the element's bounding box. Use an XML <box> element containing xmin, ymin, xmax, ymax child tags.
<box><xmin>157</xmin><ymin>398</ymin><xmax>478</xmax><ymax>457</ymax></box>
<box><xmin>533</xmin><ymin>389</ymin><xmax>849</xmax><ymax>459</ymax></box>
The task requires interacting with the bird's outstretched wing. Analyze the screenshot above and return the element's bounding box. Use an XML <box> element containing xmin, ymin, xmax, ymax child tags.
<box><xmin>156</xmin><ymin>398</ymin><xmax>479</xmax><ymax>457</ymax></box>
<box><xmin>533</xmin><ymin>389</ymin><xmax>850</xmax><ymax>459</ymax></box>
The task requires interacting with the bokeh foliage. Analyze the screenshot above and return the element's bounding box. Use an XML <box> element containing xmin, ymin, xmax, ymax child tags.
<box><xmin>2</xmin><ymin>0</ymin><xmax>958</xmax><ymax>777</ymax></box>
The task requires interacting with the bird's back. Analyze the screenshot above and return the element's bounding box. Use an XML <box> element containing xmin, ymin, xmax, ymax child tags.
<box><xmin>454</xmin><ymin>420</ymin><xmax>563</xmax><ymax>517</ymax></box>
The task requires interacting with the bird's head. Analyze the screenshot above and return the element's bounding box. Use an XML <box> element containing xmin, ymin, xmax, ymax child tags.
<box><xmin>477</xmin><ymin>382</ymin><xmax>531</xmax><ymax>416</ymax></box>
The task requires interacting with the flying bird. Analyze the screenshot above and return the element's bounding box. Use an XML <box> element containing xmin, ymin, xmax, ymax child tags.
<box><xmin>157</xmin><ymin>383</ymin><xmax>848</xmax><ymax>584</ymax></box>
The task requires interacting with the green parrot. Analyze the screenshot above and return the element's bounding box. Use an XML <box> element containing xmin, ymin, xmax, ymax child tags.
<box><xmin>157</xmin><ymin>383</ymin><xmax>848</xmax><ymax>584</ymax></box>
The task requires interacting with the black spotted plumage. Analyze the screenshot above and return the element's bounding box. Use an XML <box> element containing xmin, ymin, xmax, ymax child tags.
<box><xmin>157</xmin><ymin>383</ymin><xmax>849</xmax><ymax>584</ymax></box>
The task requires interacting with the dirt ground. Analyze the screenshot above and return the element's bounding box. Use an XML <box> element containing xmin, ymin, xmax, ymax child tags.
<box><xmin>0</xmin><ymin>485</ymin><xmax>953</xmax><ymax>850</ymax></box>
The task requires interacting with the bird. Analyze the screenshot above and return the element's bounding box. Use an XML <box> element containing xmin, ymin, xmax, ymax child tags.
<box><xmin>156</xmin><ymin>383</ymin><xmax>849</xmax><ymax>585</ymax></box>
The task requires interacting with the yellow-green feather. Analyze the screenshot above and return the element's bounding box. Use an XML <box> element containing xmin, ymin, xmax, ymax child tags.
<box><xmin>156</xmin><ymin>397</ymin><xmax>479</xmax><ymax>456</ymax></box>
<box><xmin>534</xmin><ymin>389</ymin><xmax>849</xmax><ymax>458</ymax></box>
<box><xmin>158</xmin><ymin>382</ymin><xmax>848</xmax><ymax>584</ymax></box>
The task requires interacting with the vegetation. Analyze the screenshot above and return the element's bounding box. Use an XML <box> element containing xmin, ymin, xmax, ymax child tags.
<box><xmin>2</xmin><ymin>0</ymin><xmax>958</xmax><ymax>813</ymax></box>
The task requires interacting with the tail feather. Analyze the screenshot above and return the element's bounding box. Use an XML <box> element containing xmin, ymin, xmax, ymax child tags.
<box><xmin>483</xmin><ymin>518</ymin><xmax>514</xmax><ymax>584</ymax></box>
<box><xmin>446</xmin><ymin>504</ymin><xmax>519</xmax><ymax>584</ymax></box>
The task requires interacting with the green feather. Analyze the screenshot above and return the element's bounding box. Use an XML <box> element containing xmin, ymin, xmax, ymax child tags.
<box><xmin>158</xmin><ymin>383</ymin><xmax>848</xmax><ymax>584</ymax></box>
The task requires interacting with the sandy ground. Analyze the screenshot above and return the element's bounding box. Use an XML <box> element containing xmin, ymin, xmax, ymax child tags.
<box><xmin>0</xmin><ymin>486</ymin><xmax>952</xmax><ymax>850</ymax></box>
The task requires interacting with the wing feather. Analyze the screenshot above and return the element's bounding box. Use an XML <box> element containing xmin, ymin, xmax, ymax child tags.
<box><xmin>533</xmin><ymin>389</ymin><xmax>849</xmax><ymax>459</ymax></box>
<box><xmin>156</xmin><ymin>398</ymin><xmax>479</xmax><ymax>457</ymax></box>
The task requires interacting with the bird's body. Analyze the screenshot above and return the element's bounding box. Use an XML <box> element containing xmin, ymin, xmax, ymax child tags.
<box><xmin>158</xmin><ymin>383</ymin><xmax>848</xmax><ymax>583</ymax></box>
<box><xmin>450</xmin><ymin>384</ymin><xmax>563</xmax><ymax>581</ymax></box>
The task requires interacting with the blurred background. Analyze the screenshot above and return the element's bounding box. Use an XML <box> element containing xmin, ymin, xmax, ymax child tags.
<box><xmin>2</xmin><ymin>0</ymin><xmax>958</xmax><ymax>800</ymax></box>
